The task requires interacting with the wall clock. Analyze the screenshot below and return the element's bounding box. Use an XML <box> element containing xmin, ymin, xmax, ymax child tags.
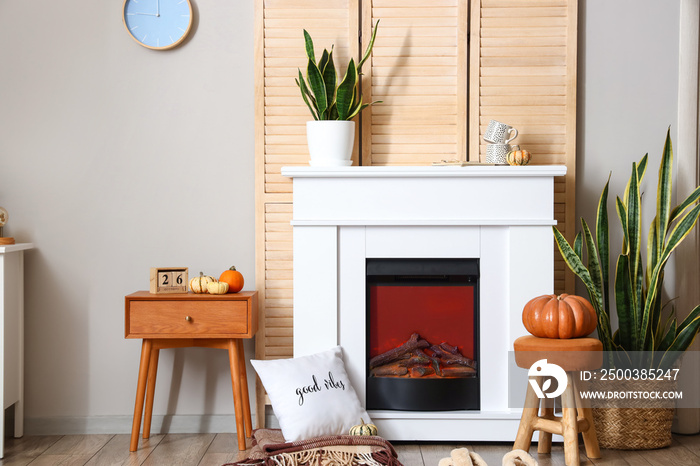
<box><xmin>123</xmin><ymin>0</ymin><xmax>193</xmax><ymax>50</ymax></box>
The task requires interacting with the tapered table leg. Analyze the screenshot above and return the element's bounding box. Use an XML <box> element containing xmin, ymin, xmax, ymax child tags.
<box><xmin>143</xmin><ymin>348</ymin><xmax>160</xmax><ymax>439</ymax></box>
<box><xmin>236</xmin><ymin>339</ymin><xmax>253</xmax><ymax>437</ymax></box>
<box><xmin>228</xmin><ymin>339</ymin><xmax>247</xmax><ymax>450</ymax></box>
<box><xmin>130</xmin><ymin>339</ymin><xmax>152</xmax><ymax>452</ymax></box>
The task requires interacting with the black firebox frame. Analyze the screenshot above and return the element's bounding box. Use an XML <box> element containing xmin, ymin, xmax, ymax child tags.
<box><xmin>365</xmin><ymin>258</ymin><xmax>480</xmax><ymax>411</ymax></box>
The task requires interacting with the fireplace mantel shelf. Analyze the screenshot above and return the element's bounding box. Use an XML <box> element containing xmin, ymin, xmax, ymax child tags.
<box><xmin>282</xmin><ymin>165</ymin><xmax>566</xmax><ymax>178</ymax></box>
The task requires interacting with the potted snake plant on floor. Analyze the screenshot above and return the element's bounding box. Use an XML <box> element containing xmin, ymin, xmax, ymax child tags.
<box><xmin>553</xmin><ymin>129</ymin><xmax>700</xmax><ymax>449</ymax></box>
<box><xmin>295</xmin><ymin>22</ymin><xmax>381</xmax><ymax>167</ymax></box>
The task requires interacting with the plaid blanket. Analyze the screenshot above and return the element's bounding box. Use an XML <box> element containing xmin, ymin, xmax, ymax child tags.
<box><xmin>227</xmin><ymin>429</ymin><xmax>403</xmax><ymax>466</ymax></box>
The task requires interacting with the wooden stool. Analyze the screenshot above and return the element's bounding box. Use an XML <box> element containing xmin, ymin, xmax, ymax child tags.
<box><xmin>513</xmin><ymin>336</ymin><xmax>603</xmax><ymax>466</ymax></box>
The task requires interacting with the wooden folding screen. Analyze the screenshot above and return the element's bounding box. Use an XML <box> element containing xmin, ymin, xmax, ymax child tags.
<box><xmin>253</xmin><ymin>0</ymin><xmax>359</xmax><ymax>426</ymax></box>
<box><xmin>255</xmin><ymin>0</ymin><xmax>577</xmax><ymax>426</ymax></box>
<box><xmin>469</xmin><ymin>0</ymin><xmax>577</xmax><ymax>294</ymax></box>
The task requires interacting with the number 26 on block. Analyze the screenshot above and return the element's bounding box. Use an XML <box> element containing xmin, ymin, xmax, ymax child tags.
<box><xmin>150</xmin><ymin>267</ymin><xmax>189</xmax><ymax>294</ymax></box>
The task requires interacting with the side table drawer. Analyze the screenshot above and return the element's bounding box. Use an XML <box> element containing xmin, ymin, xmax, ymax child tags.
<box><xmin>128</xmin><ymin>300</ymin><xmax>248</xmax><ymax>337</ymax></box>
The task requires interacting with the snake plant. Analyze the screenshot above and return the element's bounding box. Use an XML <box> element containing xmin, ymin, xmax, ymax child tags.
<box><xmin>554</xmin><ymin>129</ymin><xmax>700</xmax><ymax>369</ymax></box>
<box><xmin>295</xmin><ymin>21</ymin><xmax>381</xmax><ymax>121</ymax></box>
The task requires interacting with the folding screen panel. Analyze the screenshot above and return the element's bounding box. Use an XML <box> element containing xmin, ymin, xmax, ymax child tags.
<box><xmin>469</xmin><ymin>0</ymin><xmax>577</xmax><ymax>293</ymax></box>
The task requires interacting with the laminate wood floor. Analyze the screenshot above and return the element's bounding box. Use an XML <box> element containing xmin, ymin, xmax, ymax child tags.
<box><xmin>0</xmin><ymin>433</ymin><xmax>699</xmax><ymax>466</ymax></box>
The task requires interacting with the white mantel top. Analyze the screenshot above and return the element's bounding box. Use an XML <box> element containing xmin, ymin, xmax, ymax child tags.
<box><xmin>283</xmin><ymin>165</ymin><xmax>566</xmax><ymax>227</ymax></box>
<box><xmin>282</xmin><ymin>165</ymin><xmax>566</xmax><ymax>178</ymax></box>
<box><xmin>0</xmin><ymin>243</ymin><xmax>33</xmax><ymax>254</ymax></box>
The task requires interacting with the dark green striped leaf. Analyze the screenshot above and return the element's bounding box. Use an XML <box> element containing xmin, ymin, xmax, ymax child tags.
<box><xmin>358</xmin><ymin>19</ymin><xmax>379</xmax><ymax>71</ymax></box>
<box><xmin>656</xmin><ymin>128</ymin><xmax>673</xmax><ymax>252</ymax></box>
<box><xmin>616</xmin><ymin>197</ymin><xmax>629</xmax><ymax>253</ymax></box>
<box><xmin>296</xmin><ymin>71</ymin><xmax>318</xmax><ymax>120</ymax></box>
<box><xmin>597</xmin><ymin>175</ymin><xmax>611</xmax><ymax>313</ymax></box>
<box><xmin>322</xmin><ymin>50</ymin><xmax>336</xmax><ymax>113</ymax></box>
<box><xmin>303</xmin><ymin>29</ymin><xmax>315</xmax><ymax>62</ymax></box>
<box><xmin>573</xmin><ymin>232</ymin><xmax>583</xmax><ymax>260</ymax></box>
<box><xmin>615</xmin><ymin>254</ymin><xmax>637</xmax><ymax>350</ymax></box>
<box><xmin>306</xmin><ymin>58</ymin><xmax>327</xmax><ymax>117</ymax></box>
<box><xmin>336</xmin><ymin>59</ymin><xmax>357</xmax><ymax>120</ymax></box>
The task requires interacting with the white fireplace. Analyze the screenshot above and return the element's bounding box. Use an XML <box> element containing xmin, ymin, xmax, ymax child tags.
<box><xmin>282</xmin><ymin>165</ymin><xmax>566</xmax><ymax>441</ymax></box>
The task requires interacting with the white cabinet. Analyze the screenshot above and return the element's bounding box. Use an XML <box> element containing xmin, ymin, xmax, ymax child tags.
<box><xmin>0</xmin><ymin>243</ymin><xmax>32</xmax><ymax>457</ymax></box>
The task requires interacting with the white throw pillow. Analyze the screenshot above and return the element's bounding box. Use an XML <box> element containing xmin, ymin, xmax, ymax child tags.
<box><xmin>251</xmin><ymin>346</ymin><xmax>372</xmax><ymax>442</ymax></box>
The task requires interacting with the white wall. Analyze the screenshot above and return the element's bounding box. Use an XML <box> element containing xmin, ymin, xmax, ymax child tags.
<box><xmin>0</xmin><ymin>0</ymin><xmax>255</xmax><ymax>433</ymax></box>
<box><xmin>577</xmin><ymin>0</ymin><xmax>680</xmax><ymax>300</ymax></box>
<box><xmin>0</xmin><ymin>0</ymin><xmax>687</xmax><ymax>434</ymax></box>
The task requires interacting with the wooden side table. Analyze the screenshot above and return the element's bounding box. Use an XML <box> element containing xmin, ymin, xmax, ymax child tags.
<box><xmin>125</xmin><ymin>291</ymin><xmax>258</xmax><ymax>452</ymax></box>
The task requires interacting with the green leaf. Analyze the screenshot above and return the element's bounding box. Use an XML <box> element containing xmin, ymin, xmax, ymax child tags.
<box><xmin>554</xmin><ymin>226</ymin><xmax>614</xmax><ymax>360</ymax></box>
<box><xmin>626</xmin><ymin>162</ymin><xmax>643</xmax><ymax>317</ymax></box>
<box><xmin>615</xmin><ymin>254</ymin><xmax>637</xmax><ymax>350</ymax></box>
<box><xmin>659</xmin><ymin>305</ymin><xmax>700</xmax><ymax>368</ymax></box>
<box><xmin>582</xmin><ymin>219</ymin><xmax>603</xmax><ymax>304</ymax></box>
<box><xmin>658</xmin><ymin>319</ymin><xmax>677</xmax><ymax>352</ymax></box>
<box><xmin>336</xmin><ymin>58</ymin><xmax>357</xmax><ymax>120</ymax></box>
<box><xmin>322</xmin><ymin>49</ymin><xmax>337</xmax><ymax>113</ymax></box>
<box><xmin>306</xmin><ymin>58</ymin><xmax>327</xmax><ymax>117</ymax></box>
<box><xmin>358</xmin><ymin>19</ymin><xmax>379</xmax><ymax>72</ymax></box>
<box><xmin>303</xmin><ymin>29</ymin><xmax>315</xmax><ymax>62</ymax></box>
<box><xmin>646</xmin><ymin>220</ymin><xmax>657</xmax><ymax>288</ymax></box>
<box><xmin>656</xmin><ymin>128</ymin><xmax>673</xmax><ymax>253</ymax></box>
<box><xmin>296</xmin><ymin>71</ymin><xmax>318</xmax><ymax>120</ymax></box>
<box><xmin>573</xmin><ymin>232</ymin><xmax>583</xmax><ymax>260</ymax></box>
<box><xmin>616</xmin><ymin>197</ymin><xmax>629</xmax><ymax>252</ymax></box>
<box><xmin>553</xmin><ymin>227</ymin><xmax>600</xmax><ymax>309</ymax></box>
<box><xmin>318</xmin><ymin>49</ymin><xmax>329</xmax><ymax>76</ymax></box>
<box><xmin>597</xmin><ymin>175</ymin><xmax>611</xmax><ymax>313</ymax></box>
<box><xmin>623</xmin><ymin>153</ymin><xmax>648</xmax><ymax>205</ymax></box>
<box><xmin>641</xmin><ymin>203</ymin><xmax>700</xmax><ymax>349</ymax></box>
<box><xmin>670</xmin><ymin>184</ymin><xmax>700</xmax><ymax>223</ymax></box>
<box><xmin>328</xmin><ymin>103</ymin><xmax>338</xmax><ymax>121</ymax></box>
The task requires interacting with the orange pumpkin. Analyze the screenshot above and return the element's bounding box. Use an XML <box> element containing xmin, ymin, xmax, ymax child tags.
<box><xmin>219</xmin><ymin>266</ymin><xmax>244</xmax><ymax>293</ymax></box>
<box><xmin>522</xmin><ymin>294</ymin><xmax>597</xmax><ymax>339</ymax></box>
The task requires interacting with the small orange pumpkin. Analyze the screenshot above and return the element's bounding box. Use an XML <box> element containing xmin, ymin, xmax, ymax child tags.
<box><xmin>522</xmin><ymin>294</ymin><xmax>597</xmax><ymax>339</ymax></box>
<box><xmin>219</xmin><ymin>266</ymin><xmax>244</xmax><ymax>293</ymax></box>
<box><xmin>507</xmin><ymin>149</ymin><xmax>532</xmax><ymax>166</ymax></box>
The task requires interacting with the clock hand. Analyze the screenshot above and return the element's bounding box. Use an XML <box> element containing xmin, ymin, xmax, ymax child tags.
<box><xmin>131</xmin><ymin>12</ymin><xmax>158</xmax><ymax>16</ymax></box>
<box><xmin>156</xmin><ymin>0</ymin><xmax>160</xmax><ymax>17</ymax></box>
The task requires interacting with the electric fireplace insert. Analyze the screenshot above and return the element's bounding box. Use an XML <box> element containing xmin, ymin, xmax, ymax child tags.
<box><xmin>366</xmin><ymin>258</ymin><xmax>480</xmax><ymax>411</ymax></box>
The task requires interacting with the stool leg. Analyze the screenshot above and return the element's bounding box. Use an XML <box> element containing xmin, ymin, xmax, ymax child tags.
<box><xmin>228</xmin><ymin>339</ymin><xmax>247</xmax><ymax>450</ymax></box>
<box><xmin>574</xmin><ymin>378</ymin><xmax>601</xmax><ymax>459</ymax></box>
<box><xmin>236</xmin><ymin>339</ymin><xmax>253</xmax><ymax>437</ymax></box>
<box><xmin>562</xmin><ymin>373</ymin><xmax>579</xmax><ymax>466</ymax></box>
<box><xmin>513</xmin><ymin>377</ymin><xmax>540</xmax><ymax>452</ymax></box>
<box><xmin>143</xmin><ymin>348</ymin><xmax>160</xmax><ymax>439</ymax></box>
<box><xmin>538</xmin><ymin>395</ymin><xmax>554</xmax><ymax>454</ymax></box>
<box><xmin>130</xmin><ymin>339</ymin><xmax>152</xmax><ymax>452</ymax></box>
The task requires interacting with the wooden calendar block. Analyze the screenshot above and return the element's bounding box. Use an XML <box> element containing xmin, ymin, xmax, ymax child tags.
<box><xmin>149</xmin><ymin>267</ymin><xmax>188</xmax><ymax>294</ymax></box>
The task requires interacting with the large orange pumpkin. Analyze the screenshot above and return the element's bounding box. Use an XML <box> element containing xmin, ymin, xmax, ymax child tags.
<box><xmin>219</xmin><ymin>266</ymin><xmax>244</xmax><ymax>293</ymax></box>
<box><xmin>522</xmin><ymin>294</ymin><xmax>597</xmax><ymax>339</ymax></box>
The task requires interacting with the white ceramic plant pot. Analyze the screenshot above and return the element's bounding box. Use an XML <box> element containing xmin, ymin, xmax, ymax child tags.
<box><xmin>306</xmin><ymin>120</ymin><xmax>355</xmax><ymax>166</ymax></box>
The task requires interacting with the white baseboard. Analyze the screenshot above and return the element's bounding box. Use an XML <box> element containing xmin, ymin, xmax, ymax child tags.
<box><xmin>24</xmin><ymin>414</ymin><xmax>253</xmax><ymax>436</ymax></box>
<box><xmin>24</xmin><ymin>412</ymin><xmax>281</xmax><ymax>436</ymax></box>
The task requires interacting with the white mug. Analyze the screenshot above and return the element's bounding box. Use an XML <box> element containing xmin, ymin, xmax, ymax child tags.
<box><xmin>485</xmin><ymin>143</ymin><xmax>512</xmax><ymax>165</ymax></box>
<box><xmin>484</xmin><ymin>119</ymin><xmax>518</xmax><ymax>144</ymax></box>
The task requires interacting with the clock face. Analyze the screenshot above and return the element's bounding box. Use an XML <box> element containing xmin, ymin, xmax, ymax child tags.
<box><xmin>123</xmin><ymin>0</ymin><xmax>193</xmax><ymax>50</ymax></box>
